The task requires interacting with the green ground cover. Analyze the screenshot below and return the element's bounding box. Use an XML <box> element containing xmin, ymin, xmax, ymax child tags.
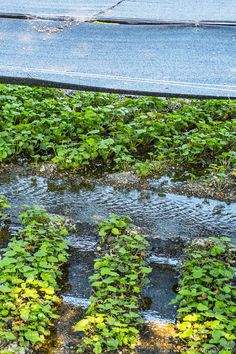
<box><xmin>0</xmin><ymin>85</ymin><xmax>235</xmax><ymax>178</ymax></box>
<box><xmin>75</xmin><ymin>214</ymin><xmax>151</xmax><ymax>354</ymax></box>
<box><xmin>0</xmin><ymin>201</ymin><xmax>70</xmax><ymax>353</ymax></box>
<box><xmin>173</xmin><ymin>238</ymin><xmax>236</xmax><ymax>354</ymax></box>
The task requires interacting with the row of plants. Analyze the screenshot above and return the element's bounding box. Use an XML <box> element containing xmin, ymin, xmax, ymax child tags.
<box><xmin>0</xmin><ymin>84</ymin><xmax>235</xmax><ymax>178</ymax></box>
<box><xmin>0</xmin><ymin>196</ymin><xmax>10</xmax><ymax>221</ymax></box>
<box><xmin>1</xmin><ymin>195</ymin><xmax>235</xmax><ymax>353</ymax></box>
<box><xmin>173</xmin><ymin>237</ymin><xmax>236</xmax><ymax>354</ymax></box>
<box><xmin>75</xmin><ymin>214</ymin><xmax>152</xmax><ymax>354</ymax></box>
<box><xmin>0</xmin><ymin>199</ymin><xmax>70</xmax><ymax>353</ymax></box>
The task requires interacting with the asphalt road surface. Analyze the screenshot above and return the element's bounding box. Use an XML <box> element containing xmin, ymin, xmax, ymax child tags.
<box><xmin>0</xmin><ymin>1</ymin><xmax>235</xmax><ymax>98</ymax></box>
<box><xmin>1</xmin><ymin>0</ymin><xmax>236</xmax><ymax>23</ymax></box>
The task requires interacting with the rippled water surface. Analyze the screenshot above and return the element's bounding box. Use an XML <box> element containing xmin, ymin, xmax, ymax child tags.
<box><xmin>0</xmin><ymin>173</ymin><xmax>235</xmax><ymax>241</ymax></box>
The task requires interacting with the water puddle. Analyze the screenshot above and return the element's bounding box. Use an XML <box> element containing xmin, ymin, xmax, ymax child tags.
<box><xmin>0</xmin><ymin>174</ymin><xmax>235</xmax><ymax>243</ymax></box>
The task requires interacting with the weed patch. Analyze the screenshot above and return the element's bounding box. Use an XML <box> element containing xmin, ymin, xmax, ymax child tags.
<box><xmin>0</xmin><ymin>205</ymin><xmax>70</xmax><ymax>353</ymax></box>
<box><xmin>0</xmin><ymin>196</ymin><xmax>10</xmax><ymax>221</ymax></box>
<box><xmin>0</xmin><ymin>85</ymin><xmax>235</xmax><ymax>178</ymax></box>
<box><xmin>173</xmin><ymin>237</ymin><xmax>236</xmax><ymax>354</ymax></box>
<box><xmin>75</xmin><ymin>214</ymin><xmax>151</xmax><ymax>354</ymax></box>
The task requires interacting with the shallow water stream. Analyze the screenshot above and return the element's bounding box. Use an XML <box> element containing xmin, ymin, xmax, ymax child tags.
<box><xmin>0</xmin><ymin>167</ymin><xmax>235</xmax><ymax>353</ymax></box>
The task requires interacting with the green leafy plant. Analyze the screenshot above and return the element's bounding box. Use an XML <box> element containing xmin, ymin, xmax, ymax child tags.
<box><xmin>0</xmin><ymin>195</ymin><xmax>10</xmax><ymax>220</ymax></box>
<box><xmin>0</xmin><ymin>205</ymin><xmax>70</xmax><ymax>353</ymax></box>
<box><xmin>173</xmin><ymin>237</ymin><xmax>236</xmax><ymax>354</ymax></box>
<box><xmin>0</xmin><ymin>85</ymin><xmax>235</xmax><ymax>179</ymax></box>
<box><xmin>75</xmin><ymin>214</ymin><xmax>151</xmax><ymax>354</ymax></box>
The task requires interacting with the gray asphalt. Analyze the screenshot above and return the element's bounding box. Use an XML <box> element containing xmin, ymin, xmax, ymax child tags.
<box><xmin>0</xmin><ymin>19</ymin><xmax>235</xmax><ymax>98</ymax></box>
<box><xmin>99</xmin><ymin>0</ymin><xmax>236</xmax><ymax>23</ymax></box>
<box><xmin>0</xmin><ymin>0</ymin><xmax>115</xmax><ymax>19</ymax></box>
<box><xmin>1</xmin><ymin>0</ymin><xmax>235</xmax><ymax>23</ymax></box>
<box><xmin>0</xmin><ymin>2</ymin><xmax>235</xmax><ymax>98</ymax></box>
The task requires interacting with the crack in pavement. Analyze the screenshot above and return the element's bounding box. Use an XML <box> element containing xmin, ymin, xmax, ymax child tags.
<box><xmin>93</xmin><ymin>0</ymin><xmax>126</xmax><ymax>18</ymax></box>
<box><xmin>0</xmin><ymin>1</ymin><xmax>127</xmax><ymax>23</ymax></box>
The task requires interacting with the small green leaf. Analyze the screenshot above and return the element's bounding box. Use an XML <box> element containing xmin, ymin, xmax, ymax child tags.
<box><xmin>4</xmin><ymin>332</ymin><xmax>16</xmax><ymax>340</ymax></box>
<box><xmin>20</xmin><ymin>308</ymin><xmax>30</xmax><ymax>322</ymax></box>
<box><xmin>111</xmin><ymin>228</ymin><xmax>120</xmax><ymax>235</ymax></box>
<box><xmin>197</xmin><ymin>303</ymin><xmax>208</xmax><ymax>311</ymax></box>
<box><xmin>24</xmin><ymin>330</ymin><xmax>41</xmax><ymax>343</ymax></box>
<box><xmin>74</xmin><ymin>319</ymin><xmax>90</xmax><ymax>332</ymax></box>
<box><xmin>0</xmin><ymin>285</ymin><xmax>11</xmax><ymax>293</ymax></box>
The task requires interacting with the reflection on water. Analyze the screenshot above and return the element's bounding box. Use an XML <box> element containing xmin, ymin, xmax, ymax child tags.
<box><xmin>0</xmin><ymin>173</ymin><xmax>235</xmax><ymax>243</ymax></box>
